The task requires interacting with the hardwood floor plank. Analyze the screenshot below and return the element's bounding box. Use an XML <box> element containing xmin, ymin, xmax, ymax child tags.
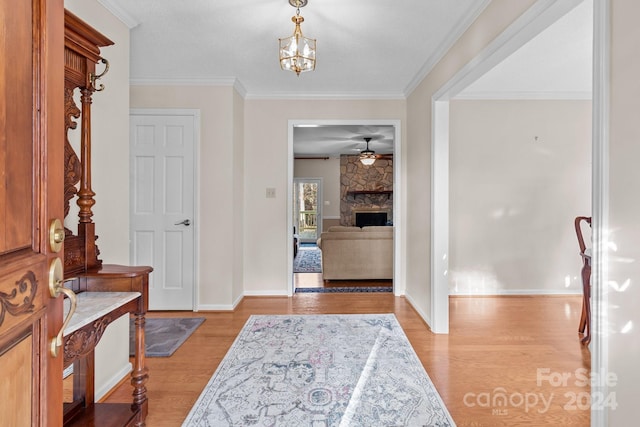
<box><xmin>103</xmin><ymin>294</ymin><xmax>590</xmax><ymax>426</ymax></box>
<box><xmin>294</xmin><ymin>272</ymin><xmax>393</xmax><ymax>288</ymax></box>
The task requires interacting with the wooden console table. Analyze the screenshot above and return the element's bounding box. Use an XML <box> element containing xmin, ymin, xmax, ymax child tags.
<box><xmin>63</xmin><ymin>265</ymin><xmax>152</xmax><ymax>427</ymax></box>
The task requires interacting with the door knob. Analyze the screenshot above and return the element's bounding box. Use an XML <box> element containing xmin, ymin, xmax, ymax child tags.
<box><xmin>175</xmin><ymin>219</ymin><xmax>191</xmax><ymax>226</ymax></box>
<box><xmin>48</xmin><ymin>258</ymin><xmax>77</xmax><ymax>358</ymax></box>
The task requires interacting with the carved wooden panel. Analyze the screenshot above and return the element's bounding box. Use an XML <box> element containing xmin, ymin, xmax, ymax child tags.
<box><xmin>0</xmin><ymin>262</ymin><xmax>44</xmax><ymax>336</ymax></box>
<box><xmin>0</xmin><ymin>271</ymin><xmax>37</xmax><ymax>328</ymax></box>
<box><xmin>63</xmin><ymin>87</ymin><xmax>82</xmax><ymax>221</ymax></box>
<box><xmin>63</xmin><ymin>317</ymin><xmax>110</xmax><ymax>365</ymax></box>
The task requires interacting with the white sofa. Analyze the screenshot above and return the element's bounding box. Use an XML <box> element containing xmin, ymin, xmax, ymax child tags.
<box><xmin>317</xmin><ymin>226</ymin><xmax>393</xmax><ymax>280</ymax></box>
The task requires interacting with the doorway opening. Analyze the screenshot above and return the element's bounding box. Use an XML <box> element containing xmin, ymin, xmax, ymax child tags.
<box><xmin>293</xmin><ymin>178</ymin><xmax>323</xmax><ymax>243</ymax></box>
<box><xmin>292</xmin><ymin>178</ymin><xmax>325</xmax><ymax>290</ymax></box>
<box><xmin>287</xmin><ymin>120</ymin><xmax>403</xmax><ymax>296</ymax></box>
<box><xmin>430</xmin><ymin>0</ymin><xmax>593</xmax><ymax>332</ymax></box>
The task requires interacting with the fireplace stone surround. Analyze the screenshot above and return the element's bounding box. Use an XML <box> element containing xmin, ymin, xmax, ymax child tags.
<box><xmin>354</xmin><ymin>210</ymin><xmax>390</xmax><ymax>227</ymax></box>
<box><xmin>340</xmin><ymin>155</ymin><xmax>393</xmax><ymax>226</ymax></box>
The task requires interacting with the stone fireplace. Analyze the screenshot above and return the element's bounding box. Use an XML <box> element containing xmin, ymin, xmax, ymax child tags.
<box><xmin>340</xmin><ymin>155</ymin><xmax>393</xmax><ymax>226</ymax></box>
<box><xmin>353</xmin><ymin>210</ymin><xmax>390</xmax><ymax>227</ymax></box>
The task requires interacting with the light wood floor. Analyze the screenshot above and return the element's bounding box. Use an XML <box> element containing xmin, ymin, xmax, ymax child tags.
<box><xmin>104</xmin><ymin>293</ymin><xmax>590</xmax><ymax>426</ymax></box>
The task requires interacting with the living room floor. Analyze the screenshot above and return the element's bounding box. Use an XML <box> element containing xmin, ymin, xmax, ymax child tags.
<box><xmin>294</xmin><ymin>272</ymin><xmax>393</xmax><ymax>289</ymax></box>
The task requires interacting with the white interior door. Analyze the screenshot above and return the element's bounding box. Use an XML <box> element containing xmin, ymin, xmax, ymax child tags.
<box><xmin>130</xmin><ymin>110</ymin><xmax>197</xmax><ymax>310</ymax></box>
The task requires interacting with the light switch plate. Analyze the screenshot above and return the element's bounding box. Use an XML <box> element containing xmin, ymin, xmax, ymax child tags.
<box><xmin>266</xmin><ymin>187</ymin><xmax>276</xmax><ymax>198</ymax></box>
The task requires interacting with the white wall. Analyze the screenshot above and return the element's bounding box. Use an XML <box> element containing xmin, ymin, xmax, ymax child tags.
<box><xmin>65</xmin><ymin>0</ymin><xmax>131</xmax><ymax>401</ymax></box>
<box><xmin>405</xmin><ymin>0</ymin><xmax>537</xmax><ymax>323</ymax></box>
<box><xmin>294</xmin><ymin>158</ymin><xmax>341</xmax><ymax>220</ymax></box>
<box><xmin>243</xmin><ymin>100</ymin><xmax>406</xmax><ymax>295</ymax></box>
<box><xmin>608</xmin><ymin>0</ymin><xmax>640</xmax><ymax>423</ymax></box>
<box><xmin>449</xmin><ymin>99</ymin><xmax>591</xmax><ymax>294</ymax></box>
<box><xmin>128</xmin><ymin>92</ymin><xmax>405</xmax><ymax>300</ymax></box>
<box><xmin>232</xmin><ymin>90</ymin><xmax>245</xmax><ymax>306</ymax></box>
<box><xmin>130</xmin><ymin>85</ymin><xmax>242</xmax><ymax>310</ymax></box>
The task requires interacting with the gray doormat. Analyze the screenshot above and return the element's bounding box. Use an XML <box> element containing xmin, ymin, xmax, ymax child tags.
<box><xmin>129</xmin><ymin>317</ymin><xmax>205</xmax><ymax>357</ymax></box>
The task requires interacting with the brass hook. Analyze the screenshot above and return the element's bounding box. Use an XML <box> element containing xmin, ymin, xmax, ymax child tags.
<box><xmin>90</xmin><ymin>58</ymin><xmax>110</xmax><ymax>92</ymax></box>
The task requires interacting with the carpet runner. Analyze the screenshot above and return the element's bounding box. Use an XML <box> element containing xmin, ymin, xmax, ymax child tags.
<box><xmin>293</xmin><ymin>245</ymin><xmax>322</xmax><ymax>273</ymax></box>
<box><xmin>182</xmin><ymin>314</ymin><xmax>455</xmax><ymax>426</ymax></box>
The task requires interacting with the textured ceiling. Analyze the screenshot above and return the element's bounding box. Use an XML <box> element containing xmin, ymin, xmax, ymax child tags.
<box><xmin>457</xmin><ymin>0</ymin><xmax>592</xmax><ymax>99</ymax></box>
<box><xmin>99</xmin><ymin>0</ymin><xmax>487</xmax><ymax>98</ymax></box>
<box><xmin>97</xmin><ymin>0</ymin><xmax>592</xmax><ymax>156</ymax></box>
<box><xmin>293</xmin><ymin>125</ymin><xmax>395</xmax><ymax>158</ymax></box>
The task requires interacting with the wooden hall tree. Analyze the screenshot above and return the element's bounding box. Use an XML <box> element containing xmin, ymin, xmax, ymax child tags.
<box><xmin>0</xmin><ymin>0</ymin><xmax>65</xmax><ymax>425</ymax></box>
<box><xmin>60</xmin><ymin>9</ymin><xmax>151</xmax><ymax>427</ymax></box>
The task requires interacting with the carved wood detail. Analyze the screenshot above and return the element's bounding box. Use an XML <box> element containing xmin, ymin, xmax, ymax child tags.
<box><xmin>0</xmin><ymin>271</ymin><xmax>37</xmax><ymax>327</ymax></box>
<box><xmin>63</xmin><ymin>10</ymin><xmax>113</xmax><ymax>279</ymax></box>
<box><xmin>61</xmin><ymin>11</ymin><xmax>150</xmax><ymax>426</ymax></box>
<box><xmin>63</xmin><ymin>316</ymin><xmax>110</xmax><ymax>364</ymax></box>
<box><xmin>64</xmin><ymin>87</ymin><xmax>82</xmax><ymax>222</ymax></box>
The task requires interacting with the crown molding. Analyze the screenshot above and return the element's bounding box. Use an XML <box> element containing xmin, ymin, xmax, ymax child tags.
<box><xmin>130</xmin><ymin>77</ymin><xmax>238</xmax><ymax>86</ymax></box>
<box><xmin>97</xmin><ymin>0</ymin><xmax>140</xmax><ymax>28</ymax></box>
<box><xmin>129</xmin><ymin>77</ymin><xmax>406</xmax><ymax>100</ymax></box>
<box><xmin>453</xmin><ymin>91</ymin><xmax>592</xmax><ymax>100</ymax></box>
<box><xmin>404</xmin><ymin>0</ymin><xmax>492</xmax><ymax>97</ymax></box>
<box><xmin>244</xmin><ymin>91</ymin><xmax>406</xmax><ymax>101</ymax></box>
<box><xmin>129</xmin><ymin>77</ymin><xmax>247</xmax><ymax>97</ymax></box>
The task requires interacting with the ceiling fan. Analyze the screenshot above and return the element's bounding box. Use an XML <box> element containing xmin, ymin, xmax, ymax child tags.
<box><xmin>359</xmin><ymin>137</ymin><xmax>392</xmax><ymax>165</ymax></box>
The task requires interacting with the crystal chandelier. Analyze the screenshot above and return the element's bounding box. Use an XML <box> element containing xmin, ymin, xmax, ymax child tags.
<box><xmin>279</xmin><ymin>0</ymin><xmax>316</xmax><ymax>76</ymax></box>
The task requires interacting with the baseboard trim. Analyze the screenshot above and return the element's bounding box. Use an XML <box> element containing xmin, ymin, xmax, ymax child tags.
<box><xmin>232</xmin><ymin>293</ymin><xmax>244</xmax><ymax>309</ymax></box>
<box><xmin>243</xmin><ymin>290</ymin><xmax>290</xmax><ymax>297</ymax></box>
<box><xmin>196</xmin><ymin>303</ymin><xmax>235</xmax><ymax>311</ymax></box>
<box><xmin>450</xmin><ymin>289</ymin><xmax>582</xmax><ymax>296</ymax></box>
<box><xmin>403</xmin><ymin>292</ymin><xmax>432</xmax><ymax>329</ymax></box>
<box><xmin>196</xmin><ymin>292</ymin><xmax>286</xmax><ymax>311</ymax></box>
<box><xmin>95</xmin><ymin>362</ymin><xmax>132</xmax><ymax>402</ymax></box>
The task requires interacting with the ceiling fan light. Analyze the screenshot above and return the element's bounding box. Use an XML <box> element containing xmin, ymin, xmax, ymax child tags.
<box><xmin>359</xmin><ymin>137</ymin><xmax>376</xmax><ymax>165</ymax></box>
<box><xmin>360</xmin><ymin>156</ymin><xmax>376</xmax><ymax>166</ymax></box>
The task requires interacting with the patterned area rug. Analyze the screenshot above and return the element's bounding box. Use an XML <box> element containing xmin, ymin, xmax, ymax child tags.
<box><xmin>129</xmin><ymin>317</ymin><xmax>205</xmax><ymax>357</ymax></box>
<box><xmin>182</xmin><ymin>314</ymin><xmax>455</xmax><ymax>426</ymax></box>
<box><xmin>293</xmin><ymin>246</ymin><xmax>322</xmax><ymax>273</ymax></box>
